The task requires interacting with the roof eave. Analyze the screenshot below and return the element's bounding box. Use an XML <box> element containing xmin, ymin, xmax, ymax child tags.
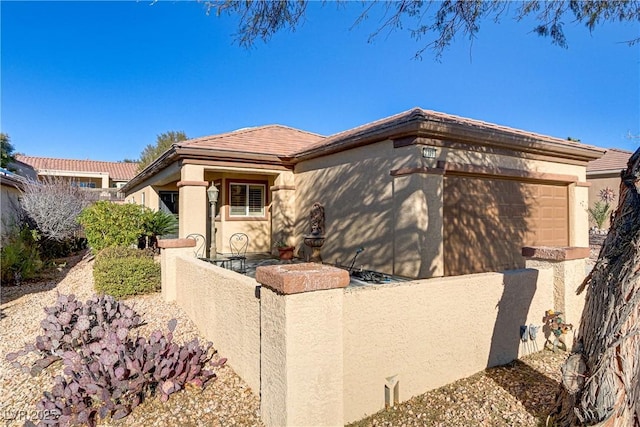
<box><xmin>121</xmin><ymin>147</ymin><xmax>178</xmax><ymax>194</ymax></box>
<box><xmin>293</xmin><ymin>112</ymin><xmax>605</xmax><ymax>163</ymax></box>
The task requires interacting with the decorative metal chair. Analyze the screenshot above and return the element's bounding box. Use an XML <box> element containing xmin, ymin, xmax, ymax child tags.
<box><xmin>185</xmin><ymin>233</ymin><xmax>206</xmax><ymax>259</ymax></box>
<box><xmin>228</xmin><ymin>233</ymin><xmax>249</xmax><ymax>273</ymax></box>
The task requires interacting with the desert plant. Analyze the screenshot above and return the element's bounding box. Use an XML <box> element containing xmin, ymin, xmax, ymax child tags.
<box><xmin>140</xmin><ymin>209</ymin><xmax>178</xmax><ymax>249</ymax></box>
<box><xmin>93</xmin><ymin>248</ymin><xmax>160</xmax><ymax>298</ymax></box>
<box><xmin>0</xmin><ymin>227</ymin><xmax>43</xmax><ymax>284</ymax></box>
<box><xmin>588</xmin><ymin>201</ymin><xmax>611</xmax><ymax>230</ymax></box>
<box><xmin>6</xmin><ymin>294</ymin><xmax>222</xmax><ymax>426</ymax></box>
<box><xmin>6</xmin><ymin>293</ymin><xmax>143</xmax><ymax>376</ymax></box>
<box><xmin>78</xmin><ymin>201</ymin><xmax>148</xmax><ymax>252</ymax></box>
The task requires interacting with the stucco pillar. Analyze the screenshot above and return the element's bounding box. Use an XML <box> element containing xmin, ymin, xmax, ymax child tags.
<box><xmin>271</xmin><ymin>172</ymin><xmax>296</xmax><ymax>249</ymax></box>
<box><xmin>101</xmin><ymin>174</ymin><xmax>109</xmax><ymax>189</ymax></box>
<box><xmin>255</xmin><ymin>264</ymin><xmax>350</xmax><ymax>427</ymax></box>
<box><xmin>392</xmin><ymin>171</ymin><xmax>444</xmax><ymax>278</ymax></box>
<box><xmin>157</xmin><ymin>238</ymin><xmax>196</xmax><ymax>302</ymax></box>
<box><xmin>177</xmin><ymin>164</ymin><xmax>208</xmax><ymax>238</ymax></box>
<box><xmin>522</xmin><ymin>246</ymin><xmax>590</xmax><ymax>350</ymax></box>
<box><xmin>568</xmin><ymin>183</ymin><xmax>590</xmax><ymax>247</ymax></box>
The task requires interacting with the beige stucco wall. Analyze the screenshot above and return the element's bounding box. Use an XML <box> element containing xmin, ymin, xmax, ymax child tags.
<box><xmin>525</xmin><ymin>257</ymin><xmax>587</xmax><ymax>343</ymax></box>
<box><xmin>172</xmin><ymin>254</ymin><xmax>261</xmax><ymax>393</ymax></box>
<box><xmin>295</xmin><ymin>141</ymin><xmax>591</xmax><ymax>278</ymax></box>
<box><xmin>341</xmin><ymin>267</ymin><xmax>554</xmax><ymax>423</ymax></box>
<box><xmin>295</xmin><ymin>141</ymin><xmax>415</xmax><ymax>274</ymax></box>
<box><xmin>260</xmin><ymin>286</ymin><xmax>345</xmax><ymax>427</ymax></box>
<box><xmin>587</xmin><ymin>174</ymin><xmax>620</xmax><ymax>229</ymax></box>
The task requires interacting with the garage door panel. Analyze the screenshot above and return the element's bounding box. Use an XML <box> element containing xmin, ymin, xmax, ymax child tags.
<box><xmin>444</xmin><ymin>176</ymin><xmax>569</xmax><ymax>276</ymax></box>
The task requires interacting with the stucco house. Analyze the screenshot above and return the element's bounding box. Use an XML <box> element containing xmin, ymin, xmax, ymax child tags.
<box><xmin>586</xmin><ymin>148</ymin><xmax>633</xmax><ymax>229</ymax></box>
<box><xmin>123</xmin><ymin>108</ymin><xmax>604</xmax><ymax>279</ymax></box>
<box><xmin>16</xmin><ymin>156</ymin><xmax>139</xmax><ymax>201</ymax></box>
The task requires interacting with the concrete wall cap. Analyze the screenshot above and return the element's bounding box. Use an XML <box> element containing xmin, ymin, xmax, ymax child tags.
<box><xmin>256</xmin><ymin>263</ymin><xmax>350</xmax><ymax>294</ymax></box>
<box><xmin>521</xmin><ymin>246</ymin><xmax>590</xmax><ymax>261</ymax></box>
<box><xmin>157</xmin><ymin>238</ymin><xmax>196</xmax><ymax>249</ymax></box>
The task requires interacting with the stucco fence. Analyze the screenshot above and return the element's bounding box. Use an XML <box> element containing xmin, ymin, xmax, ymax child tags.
<box><xmin>158</xmin><ymin>239</ymin><xmax>588</xmax><ymax>427</ymax></box>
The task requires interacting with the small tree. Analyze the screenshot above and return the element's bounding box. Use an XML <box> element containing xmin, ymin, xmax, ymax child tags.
<box><xmin>20</xmin><ymin>176</ymin><xmax>93</xmax><ymax>242</ymax></box>
<box><xmin>1</xmin><ymin>133</ymin><xmax>16</xmax><ymax>169</ymax></box>
<box><xmin>137</xmin><ymin>131</ymin><xmax>187</xmax><ymax>171</ymax></box>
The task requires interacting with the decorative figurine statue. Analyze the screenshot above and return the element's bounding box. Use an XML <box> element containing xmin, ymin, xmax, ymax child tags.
<box><xmin>310</xmin><ymin>202</ymin><xmax>325</xmax><ymax>236</ymax></box>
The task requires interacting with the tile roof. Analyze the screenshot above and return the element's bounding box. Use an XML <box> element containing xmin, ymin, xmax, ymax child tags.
<box><xmin>299</xmin><ymin>108</ymin><xmax>605</xmax><ymax>154</ymax></box>
<box><xmin>587</xmin><ymin>148</ymin><xmax>633</xmax><ymax>173</ymax></box>
<box><xmin>179</xmin><ymin>125</ymin><xmax>325</xmax><ymax>157</ymax></box>
<box><xmin>16</xmin><ymin>156</ymin><xmax>140</xmax><ymax>181</ymax></box>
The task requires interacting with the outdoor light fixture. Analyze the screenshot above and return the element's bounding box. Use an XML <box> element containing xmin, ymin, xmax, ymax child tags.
<box><xmin>207</xmin><ymin>183</ymin><xmax>219</xmax><ymax>257</ymax></box>
<box><xmin>422</xmin><ymin>146</ymin><xmax>438</xmax><ymax>159</ymax></box>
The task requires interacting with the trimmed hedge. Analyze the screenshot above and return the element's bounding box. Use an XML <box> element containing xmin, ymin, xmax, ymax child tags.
<box><xmin>93</xmin><ymin>247</ymin><xmax>160</xmax><ymax>298</ymax></box>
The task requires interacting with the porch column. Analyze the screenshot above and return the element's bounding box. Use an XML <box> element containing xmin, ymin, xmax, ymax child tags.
<box><xmin>177</xmin><ymin>164</ymin><xmax>208</xmax><ymax>239</ymax></box>
<box><xmin>271</xmin><ymin>172</ymin><xmax>296</xmax><ymax>249</ymax></box>
<box><xmin>391</xmin><ymin>169</ymin><xmax>444</xmax><ymax>278</ymax></box>
<box><xmin>101</xmin><ymin>174</ymin><xmax>110</xmax><ymax>189</ymax></box>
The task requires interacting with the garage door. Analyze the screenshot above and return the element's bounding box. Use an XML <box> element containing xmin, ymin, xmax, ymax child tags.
<box><xmin>443</xmin><ymin>176</ymin><xmax>568</xmax><ymax>276</ymax></box>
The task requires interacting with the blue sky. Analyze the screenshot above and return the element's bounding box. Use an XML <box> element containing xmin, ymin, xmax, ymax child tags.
<box><xmin>2</xmin><ymin>1</ymin><xmax>639</xmax><ymax>162</ymax></box>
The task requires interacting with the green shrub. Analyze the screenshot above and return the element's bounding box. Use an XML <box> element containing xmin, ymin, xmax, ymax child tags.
<box><xmin>78</xmin><ymin>201</ymin><xmax>148</xmax><ymax>252</ymax></box>
<box><xmin>93</xmin><ymin>247</ymin><xmax>160</xmax><ymax>298</ymax></box>
<box><xmin>0</xmin><ymin>227</ymin><xmax>43</xmax><ymax>284</ymax></box>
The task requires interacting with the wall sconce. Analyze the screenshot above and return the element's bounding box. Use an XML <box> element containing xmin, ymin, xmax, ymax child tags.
<box><xmin>422</xmin><ymin>146</ymin><xmax>438</xmax><ymax>159</ymax></box>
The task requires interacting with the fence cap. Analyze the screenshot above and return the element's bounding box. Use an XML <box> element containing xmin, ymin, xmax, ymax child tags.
<box><xmin>157</xmin><ymin>238</ymin><xmax>196</xmax><ymax>249</ymax></box>
<box><xmin>256</xmin><ymin>263</ymin><xmax>350</xmax><ymax>295</ymax></box>
<box><xmin>521</xmin><ymin>246</ymin><xmax>590</xmax><ymax>261</ymax></box>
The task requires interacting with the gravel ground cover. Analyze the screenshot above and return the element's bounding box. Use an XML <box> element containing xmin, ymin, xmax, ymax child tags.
<box><xmin>0</xmin><ymin>252</ymin><xmax>262</xmax><ymax>427</ymax></box>
<box><xmin>1</xmin><ymin>251</ymin><xmax>575</xmax><ymax>427</ymax></box>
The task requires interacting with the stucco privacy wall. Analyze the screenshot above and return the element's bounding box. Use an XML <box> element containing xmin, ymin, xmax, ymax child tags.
<box><xmin>341</xmin><ymin>267</ymin><xmax>554</xmax><ymax>423</ymax></box>
<box><xmin>160</xmin><ymin>242</ymin><xmax>588</xmax><ymax>426</ymax></box>
<box><xmin>171</xmin><ymin>254</ymin><xmax>261</xmax><ymax>393</ymax></box>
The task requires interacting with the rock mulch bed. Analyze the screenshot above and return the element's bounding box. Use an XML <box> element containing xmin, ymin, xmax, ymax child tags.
<box><xmin>2</xmin><ymin>251</ymin><xmax>570</xmax><ymax>426</ymax></box>
<box><xmin>0</xmin><ymin>252</ymin><xmax>263</xmax><ymax>427</ymax></box>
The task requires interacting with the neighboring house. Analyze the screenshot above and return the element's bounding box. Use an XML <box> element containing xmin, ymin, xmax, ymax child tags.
<box><xmin>123</xmin><ymin>108</ymin><xmax>604</xmax><ymax>279</ymax></box>
<box><xmin>16</xmin><ymin>156</ymin><xmax>139</xmax><ymax>201</ymax></box>
<box><xmin>0</xmin><ymin>160</ymin><xmax>37</xmax><ymax>246</ymax></box>
<box><xmin>586</xmin><ymin>148</ymin><xmax>633</xmax><ymax>229</ymax></box>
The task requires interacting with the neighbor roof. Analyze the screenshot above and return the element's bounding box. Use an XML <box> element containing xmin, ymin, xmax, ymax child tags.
<box><xmin>178</xmin><ymin>125</ymin><xmax>325</xmax><ymax>157</ymax></box>
<box><xmin>587</xmin><ymin>148</ymin><xmax>633</xmax><ymax>173</ymax></box>
<box><xmin>16</xmin><ymin>156</ymin><xmax>140</xmax><ymax>181</ymax></box>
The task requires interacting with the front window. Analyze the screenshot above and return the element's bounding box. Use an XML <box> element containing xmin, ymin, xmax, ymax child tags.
<box><xmin>229</xmin><ymin>183</ymin><xmax>265</xmax><ymax>217</ymax></box>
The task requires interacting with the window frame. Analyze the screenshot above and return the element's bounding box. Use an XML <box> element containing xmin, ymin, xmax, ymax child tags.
<box><xmin>226</xmin><ymin>180</ymin><xmax>268</xmax><ymax>220</ymax></box>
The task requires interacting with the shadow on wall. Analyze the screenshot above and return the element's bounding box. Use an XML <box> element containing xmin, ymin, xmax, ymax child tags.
<box><xmin>487</xmin><ymin>269</ymin><xmax>539</xmax><ymax>368</ymax></box>
<box><xmin>293</xmin><ymin>142</ymin><xmax>541</xmax><ymax>278</ymax></box>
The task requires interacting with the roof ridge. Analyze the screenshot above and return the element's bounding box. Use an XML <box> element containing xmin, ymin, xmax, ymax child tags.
<box><xmin>184</xmin><ymin>124</ymin><xmax>325</xmax><ymax>145</ymax></box>
<box><xmin>17</xmin><ymin>155</ymin><xmax>139</xmax><ymax>165</ymax></box>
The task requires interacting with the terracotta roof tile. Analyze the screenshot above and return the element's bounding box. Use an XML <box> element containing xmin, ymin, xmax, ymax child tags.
<box><xmin>587</xmin><ymin>148</ymin><xmax>633</xmax><ymax>173</ymax></box>
<box><xmin>179</xmin><ymin>125</ymin><xmax>324</xmax><ymax>157</ymax></box>
<box><xmin>300</xmin><ymin>108</ymin><xmax>605</xmax><ymax>154</ymax></box>
<box><xmin>16</xmin><ymin>156</ymin><xmax>140</xmax><ymax>181</ymax></box>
